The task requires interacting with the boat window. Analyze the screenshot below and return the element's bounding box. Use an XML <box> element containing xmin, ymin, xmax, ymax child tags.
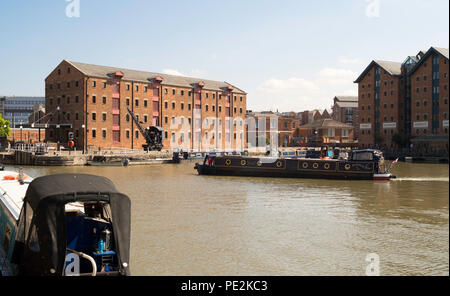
<box><xmin>27</xmin><ymin>225</ymin><xmax>40</xmax><ymax>253</ymax></box>
<box><xmin>352</xmin><ymin>152</ymin><xmax>373</xmax><ymax>161</ymax></box>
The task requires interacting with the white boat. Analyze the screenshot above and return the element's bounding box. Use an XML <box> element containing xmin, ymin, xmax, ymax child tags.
<box><xmin>0</xmin><ymin>169</ymin><xmax>131</xmax><ymax>276</ymax></box>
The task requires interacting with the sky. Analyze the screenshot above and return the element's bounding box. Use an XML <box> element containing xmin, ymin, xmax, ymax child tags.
<box><xmin>0</xmin><ymin>0</ymin><xmax>448</xmax><ymax>112</ymax></box>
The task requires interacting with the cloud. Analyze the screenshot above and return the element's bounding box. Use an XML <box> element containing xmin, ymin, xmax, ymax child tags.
<box><xmin>338</xmin><ymin>56</ymin><xmax>361</xmax><ymax>64</ymax></box>
<box><xmin>316</xmin><ymin>68</ymin><xmax>358</xmax><ymax>86</ymax></box>
<box><xmin>161</xmin><ymin>69</ymin><xmax>185</xmax><ymax>76</ymax></box>
<box><xmin>257</xmin><ymin>77</ymin><xmax>319</xmax><ymax>93</ymax></box>
<box><xmin>249</xmin><ymin>67</ymin><xmax>358</xmax><ymax>112</ymax></box>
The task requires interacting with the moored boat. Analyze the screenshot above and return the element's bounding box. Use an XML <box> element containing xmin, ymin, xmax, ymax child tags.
<box><xmin>194</xmin><ymin>149</ymin><xmax>397</xmax><ymax>181</ymax></box>
<box><xmin>0</xmin><ymin>170</ymin><xmax>131</xmax><ymax>276</ymax></box>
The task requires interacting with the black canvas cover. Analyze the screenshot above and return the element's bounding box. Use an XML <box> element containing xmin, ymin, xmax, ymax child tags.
<box><xmin>12</xmin><ymin>174</ymin><xmax>131</xmax><ymax>276</ymax></box>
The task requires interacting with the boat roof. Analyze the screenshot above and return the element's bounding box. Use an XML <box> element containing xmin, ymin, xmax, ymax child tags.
<box><xmin>352</xmin><ymin>149</ymin><xmax>382</xmax><ymax>153</ymax></box>
<box><xmin>0</xmin><ymin>171</ymin><xmax>84</xmax><ymax>221</ymax></box>
<box><xmin>24</xmin><ymin>174</ymin><xmax>124</xmax><ymax>211</ymax></box>
<box><xmin>0</xmin><ymin>171</ymin><xmax>31</xmax><ymax>220</ymax></box>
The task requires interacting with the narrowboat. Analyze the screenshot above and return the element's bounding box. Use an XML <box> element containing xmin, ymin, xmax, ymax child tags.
<box><xmin>0</xmin><ymin>170</ymin><xmax>131</xmax><ymax>276</ymax></box>
<box><xmin>194</xmin><ymin>149</ymin><xmax>397</xmax><ymax>181</ymax></box>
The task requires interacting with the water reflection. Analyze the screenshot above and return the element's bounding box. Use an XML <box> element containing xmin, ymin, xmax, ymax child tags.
<box><xmin>8</xmin><ymin>161</ymin><xmax>449</xmax><ymax>276</ymax></box>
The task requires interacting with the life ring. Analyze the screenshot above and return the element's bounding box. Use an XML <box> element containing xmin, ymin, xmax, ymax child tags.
<box><xmin>324</xmin><ymin>163</ymin><xmax>330</xmax><ymax>170</ymax></box>
<box><xmin>225</xmin><ymin>159</ymin><xmax>232</xmax><ymax>166</ymax></box>
<box><xmin>276</xmin><ymin>160</ymin><xmax>283</xmax><ymax>168</ymax></box>
<box><xmin>313</xmin><ymin>163</ymin><xmax>319</xmax><ymax>169</ymax></box>
<box><xmin>257</xmin><ymin>160</ymin><xmax>262</xmax><ymax>167</ymax></box>
<box><xmin>241</xmin><ymin>159</ymin><xmax>247</xmax><ymax>166</ymax></box>
<box><xmin>302</xmin><ymin>162</ymin><xmax>309</xmax><ymax>169</ymax></box>
<box><xmin>344</xmin><ymin>163</ymin><xmax>351</xmax><ymax>170</ymax></box>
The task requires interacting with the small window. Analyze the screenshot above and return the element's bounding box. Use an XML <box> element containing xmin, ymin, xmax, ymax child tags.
<box><xmin>92</xmin><ymin>96</ymin><xmax>96</xmax><ymax>104</ymax></box>
<box><xmin>92</xmin><ymin>129</ymin><xmax>96</xmax><ymax>138</ymax></box>
<box><xmin>92</xmin><ymin>113</ymin><xmax>96</xmax><ymax>121</ymax></box>
<box><xmin>102</xmin><ymin>96</ymin><xmax>106</xmax><ymax>104</ymax></box>
<box><xmin>92</xmin><ymin>81</ymin><xmax>96</xmax><ymax>88</ymax></box>
<box><xmin>102</xmin><ymin>130</ymin><xmax>106</xmax><ymax>138</ymax></box>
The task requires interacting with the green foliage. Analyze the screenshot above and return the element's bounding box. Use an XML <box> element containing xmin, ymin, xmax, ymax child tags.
<box><xmin>0</xmin><ymin>114</ymin><xmax>10</xmax><ymax>138</ymax></box>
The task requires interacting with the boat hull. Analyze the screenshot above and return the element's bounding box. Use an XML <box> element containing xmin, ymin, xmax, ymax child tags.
<box><xmin>195</xmin><ymin>156</ymin><xmax>383</xmax><ymax>180</ymax></box>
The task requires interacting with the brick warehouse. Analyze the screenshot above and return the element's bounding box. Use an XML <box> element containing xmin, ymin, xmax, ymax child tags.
<box><xmin>45</xmin><ymin>60</ymin><xmax>247</xmax><ymax>151</ymax></box>
<box><xmin>408</xmin><ymin>47</ymin><xmax>449</xmax><ymax>150</ymax></box>
<box><xmin>354</xmin><ymin>46</ymin><xmax>449</xmax><ymax>149</ymax></box>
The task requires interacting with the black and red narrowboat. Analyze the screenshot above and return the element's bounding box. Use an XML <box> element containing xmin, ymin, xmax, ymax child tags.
<box><xmin>194</xmin><ymin>149</ymin><xmax>396</xmax><ymax>181</ymax></box>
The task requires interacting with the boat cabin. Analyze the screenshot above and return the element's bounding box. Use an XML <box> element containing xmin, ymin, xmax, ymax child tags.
<box><xmin>10</xmin><ymin>174</ymin><xmax>131</xmax><ymax>276</ymax></box>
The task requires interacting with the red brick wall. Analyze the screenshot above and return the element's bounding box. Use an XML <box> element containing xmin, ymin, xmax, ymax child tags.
<box><xmin>410</xmin><ymin>53</ymin><xmax>449</xmax><ymax>139</ymax></box>
<box><xmin>45</xmin><ymin>61</ymin><xmax>247</xmax><ymax>151</ymax></box>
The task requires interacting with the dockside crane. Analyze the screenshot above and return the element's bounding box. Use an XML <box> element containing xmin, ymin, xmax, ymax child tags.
<box><xmin>127</xmin><ymin>107</ymin><xmax>163</xmax><ymax>151</ymax></box>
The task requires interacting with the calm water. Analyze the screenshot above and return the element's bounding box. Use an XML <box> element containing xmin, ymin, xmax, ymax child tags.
<box><xmin>10</xmin><ymin>161</ymin><xmax>449</xmax><ymax>276</ymax></box>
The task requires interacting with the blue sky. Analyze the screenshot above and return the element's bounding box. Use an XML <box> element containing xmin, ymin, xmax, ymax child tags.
<box><xmin>0</xmin><ymin>0</ymin><xmax>448</xmax><ymax>112</ymax></box>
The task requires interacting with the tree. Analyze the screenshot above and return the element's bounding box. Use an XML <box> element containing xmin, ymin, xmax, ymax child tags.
<box><xmin>0</xmin><ymin>114</ymin><xmax>10</xmax><ymax>138</ymax></box>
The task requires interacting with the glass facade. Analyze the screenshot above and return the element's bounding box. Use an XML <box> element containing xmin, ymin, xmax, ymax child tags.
<box><xmin>1</xmin><ymin>96</ymin><xmax>45</xmax><ymax>127</ymax></box>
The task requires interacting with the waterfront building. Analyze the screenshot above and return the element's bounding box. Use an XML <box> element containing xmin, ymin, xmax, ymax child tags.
<box><xmin>294</xmin><ymin>118</ymin><xmax>355</xmax><ymax>146</ymax></box>
<box><xmin>44</xmin><ymin>60</ymin><xmax>247</xmax><ymax>151</ymax></box>
<box><xmin>354</xmin><ymin>60</ymin><xmax>406</xmax><ymax>149</ymax></box>
<box><xmin>408</xmin><ymin>47</ymin><xmax>449</xmax><ymax>150</ymax></box>
<box><xmin>0</xmin><ymin>96</ymin><xmax>45</xmax><ymax>127</ymax></box>
<box><xmin>331</xmin><ymin>96</ymin><xmax>359</xmax><ymax>139</ymax></box>
<box><xmin>355</xmin><ymin>46</ymin><xmax>449</xmax><ymax>150</ymax></box>
<box><xmin>7</xmin><ymin>128</ymin><xmax>46</xmax><ymax>144</ymax></box>
<box><xmin>246</xmin><ymin>111</ymin><xmax>300</xmax><ymax>148</ymax></box>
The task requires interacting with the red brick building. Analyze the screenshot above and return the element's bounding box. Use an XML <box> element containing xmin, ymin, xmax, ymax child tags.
<box><xmin>295</xmin><ymin>118</ymin><xmax>355</xmax><ymax>146</ymax></box>
<box><xmin>355</xmin><ymin>46</ymin><xmax>449</xmax><ymax>150</ymax></box>
<box><xmin>408</xmin><ymin>47</ymin><xmax>449</xmax><ymax>149</ymax></box>
<box><xmin>246</xmin><ymin>112</ymin><xmax>300</xmax><ymax>148</ymax></box>
<box><xmin>331</xmin><ymin>96</ymin><xmax>359</xmax><ymax>139</ymax></box>
<box><xmin>355</xmin><ymin>60</ymin><xmax>409</xmax><ymax>148</ymax></box>
<box><xmin>45</xmin><ymin>60</ymin><xmax>247</xmax><ymax>151</ymax></box>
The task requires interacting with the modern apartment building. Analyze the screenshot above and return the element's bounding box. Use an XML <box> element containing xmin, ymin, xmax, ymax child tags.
<box><xmin>355</xmin><ymin>46</ymin><xmax>449</xmax><ymax>150</ymax></box>
<box><xmin>0</xmin><ymin>96</ymin><xmax>45</xmax><ymax>127</ymax></box>
<box><xmin>44</xmin><ymin>60</ymin><xmax>247</xmax><ymax>151</ymax></box>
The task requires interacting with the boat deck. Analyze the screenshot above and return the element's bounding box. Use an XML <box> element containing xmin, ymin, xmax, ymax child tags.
<box><xmin>0</xmin><ymin>171</ymin><xmax>31</xmax><ymax>221</ymax></box>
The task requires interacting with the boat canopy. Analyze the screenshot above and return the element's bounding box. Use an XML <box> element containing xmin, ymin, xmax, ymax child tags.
<box><xmin>11</xmin><ymin>174</ymin><xmax>131</xmax><ymax>276</ymax></box>
<box><xmin>350</xmin><ymin>149</ymin><xmax>383</xmax><ymax>161</ymax></box>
